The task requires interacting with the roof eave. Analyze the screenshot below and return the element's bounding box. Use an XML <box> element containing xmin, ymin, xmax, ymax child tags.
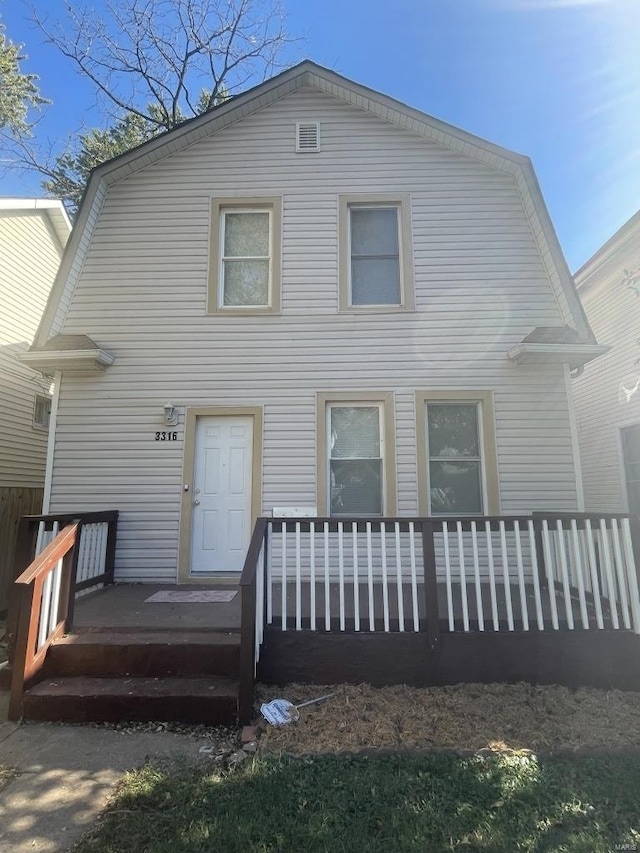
<box><xmin>19</xmin><ymin>348</ymin><xmax>115</xmax><ymax>376</ymax></box>
<box><xmin>507</xmin><ymin>342</ymin><xmax>610</xmax><ymax>370</ymax></box>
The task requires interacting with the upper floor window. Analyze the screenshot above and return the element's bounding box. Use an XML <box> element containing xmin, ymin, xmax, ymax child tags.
<box><xmin>208</xmin><ymin>197</ymin><xmax>281</xmax><ymax>314</ymax></box>
<box><xmin>339</xmin><ymin>194</ymin><xmax>414</xmax><ymax>312</ymax></box>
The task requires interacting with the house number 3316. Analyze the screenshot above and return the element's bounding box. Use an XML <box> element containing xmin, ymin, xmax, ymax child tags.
<box><xmin>155</xmin><ymin>431</ymin><xmax>178</xmax><ymax>441</ymax></box>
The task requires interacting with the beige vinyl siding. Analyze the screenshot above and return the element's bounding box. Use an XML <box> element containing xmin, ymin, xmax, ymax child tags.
<box><xmin>48</xmin><ymin>87</ymin><xmax>578</xmax><ymax>581</ymax></box>
<box><xmin>0</xmin><ymin>351</ymin><xmax>50</xmax><ymax>487</ymax></box>
<box><xmin>0</xmin><ymin>209</ymin><xmax>64</xmax><ymax>488</ymax></box>
<box><xmin>573</xmin><ymin>260</ymin><xmax>640</xmax><ymax>511</ymax></box>
<box><xmin>0</xmin><ymin>211</ymin><xmax>64</xmax><ymax>346</ymax></box>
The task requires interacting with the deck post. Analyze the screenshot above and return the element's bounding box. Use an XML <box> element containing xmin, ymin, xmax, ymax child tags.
<box><xmin>104</xmin><ymin>512</ymin><xmax>119</xmax><ymax>586</ymax></box>
<box><xmin>62</xmin><ymin>530</ymin><xmax>82</xmax><ymax>632</ymax></box>
<box><xmin>533</xmin><ymin>516</ymin><xmax>548</xmax><ymax>591</ymax></box>
<box><xmin>421</xmin><ymin>520</ymin><xmax>441</xmax><ymax>650</ymax></box>
<box><xmin>238</xmin><ymin>581</ymin><xmax>257</xmax><ymax>725</ymax></box>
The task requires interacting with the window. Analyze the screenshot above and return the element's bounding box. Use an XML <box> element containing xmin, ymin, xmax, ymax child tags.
<box><xmin>329</xmin><ymin>405</ymin><xmax>383</xmax><ymax>515</ymax></box>
<box><xmin>33</xmin><ymin>394</ymin><xmax>51</xmax><ymax>429</ymax></box>
<box><xmin>208</xmin><ymin>198</ymin><xmax>281</xmax><ymax>313</ymax></box>
<box><xmin>416</xmin><ymin>391</ymin><xmax>500</xmax><ymax>516</ymax></box>
<box><xmin>621</xmin><ymin>424</ymin><xmax>640</xmax><ymax>513</ymax></box>
<box><xmin>339</xmin><ymin>194</ymin><xmax>413</xmax><ymax>311</ymax></box>
<box><xmin>317</xmin><ymin>392</ymin><xmax>397</xmax><ymax>516</ymax></box>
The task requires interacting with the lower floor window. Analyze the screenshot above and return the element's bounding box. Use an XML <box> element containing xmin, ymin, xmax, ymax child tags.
<box><xmin>317</xmin><ymin>392</ymin><xmax>396</xmax><ymax>518</ymax></box>
<box><xmin>621</xmin><ymin>423</ymin><xmax>640</xmax><ymax>514</ymax></box>
<box><xmin>329</xmin><ymin>405</ymin><xmax>383</xmax><ymax>515</ymax></box>
<box><xmin>416</xmin><ymin>391</ymin><xmax>499</xmax><ymax>517</ymax></box>
<box><xmin>426</xmin><ymin>402</ymin><xmax>484</xmax><ymax>514</ymax></box>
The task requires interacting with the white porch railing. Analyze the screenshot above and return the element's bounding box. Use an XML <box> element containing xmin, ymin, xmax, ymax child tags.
<box><xmin>36</xmin><ymin>519</ymin><xmax>112</xmax><ymax>593</ymax></box>
<box><xmin>254</xmin><ymin>514</ymin><xmax>640</xmax><ymax>636</ymax></box>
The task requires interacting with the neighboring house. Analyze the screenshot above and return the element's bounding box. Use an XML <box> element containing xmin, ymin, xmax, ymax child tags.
<box><xmin>0</xmin><ymin>198</ymin><xmax>71</xmax><ymax>609</ymax></box>
<box><xmin>573</xmin><ymin>210</ymin><xmax>640</xmax><ymax>513</ymax></box>
<box><xmin>24</xmin><ymin>61</ymin><xmax>606</xmax><ymax>586</ymax></box>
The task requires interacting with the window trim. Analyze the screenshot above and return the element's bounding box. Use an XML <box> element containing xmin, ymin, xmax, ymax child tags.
<box><xmin>33</xmin><ymin>393</ymin><xmax>51</xmax><ymax>431</ymax></box>
<box><xmin>208</xmin><ymin>197</ymin><xmax>282</xmax><ymax>314</ymax></box>
<box><xmin>317</xmin><ymin>391</ymin><xmax>397</xmax><ymax>516</ymax></box>
<box><xmin>618</xmin><ymin>422</ymin><xmax>640</xmax><ymax>514</ymax></box>
<box><xmin>339</xmin><ymin>193</ymin><xmax>414</xmax><ymax>312</ymax></box>
<box><xmin>415</xmin><ymin>390</ymin><xmax>500</xmax><ymax>516</ymax></box>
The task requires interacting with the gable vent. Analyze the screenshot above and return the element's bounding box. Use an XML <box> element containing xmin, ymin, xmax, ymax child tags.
<box><xmin>296</xmin><ymin>121</ymin><xmax>320</xmax><ymax>152</ymax></box>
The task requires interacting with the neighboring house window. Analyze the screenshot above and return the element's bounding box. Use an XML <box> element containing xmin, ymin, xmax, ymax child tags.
<box><xmin>339</xmin><ymin>194</ymin><xmax>414</xmax><ymax>311</ymax></box>
<box><xmin>416</xmin><ymin>391</ymin><xmax>500</xmax><ymax>516</ymax></box>
<box><xmin>33</xmin><ymin>394</ymin><xmax>51</xmax><ymax>430</ymax></box>
<box><xmin>316</xmin><ymin>392</ymin><xmax>397</xmax><ymax>516</ymax></box>
<box><xmin>620</xmin><ymin>424</ymin><xmax>640</xmax><ymax>513</ymax></box>
<box><xmin>208</xmin><ymin>197</ymin><xmax>281</xmax><ymax>313</ymax></box>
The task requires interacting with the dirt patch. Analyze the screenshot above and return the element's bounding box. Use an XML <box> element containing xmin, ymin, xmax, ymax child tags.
<box><xmin>0</xmin><ymin>764</ymin><xmax>19</xmax><ymax>793</ymax></box>
<box><xmin>256</xmin><ymin>682</ymin><xmax>640</xmax><ymax>754</ymax></box>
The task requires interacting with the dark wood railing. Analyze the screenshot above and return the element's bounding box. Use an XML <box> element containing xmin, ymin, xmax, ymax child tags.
<box><xmin>262</xmin><ymin>513</ymin><xmax>640</xmax><ymax>635</ymax></box>
<box><xmin>5</xmin><ymin>510</ymin><xmax>119</xmax><ymax>720</ymax></box>
<box><xmin>238</xmin><ymin>518</ymin><xmax>268</xmax><ymax>725</ymax></box>
<box><xmin>8</xmin><ymin>524</ymin><xmax>79</xmax><ymax>720</ymax></box>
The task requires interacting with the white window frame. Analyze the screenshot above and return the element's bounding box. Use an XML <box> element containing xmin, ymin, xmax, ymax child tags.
<box><xmin>218</xmin><ymin>207</ymin><xmax>272</xmax><ymax>309</ymax></box>
<box><xmin>33</xmin><ymin>394</ymin><xmax>51</xmax><ymax>430</ymax></box>
<box><xmin>208</xmin><ymin>197</ymin><xmax>281</xmax><ymax>315</ymax></box>
<box><xmin>425</xmin><ymin>400</ymin><xmax>488</xmax><ymax>517</ymax></box>
<box><xmin>326</xmin><ymin>402</ymin><xmax>386</xmax><ymax>517</ymax></box>
<box><xmin>348</xmin><ymin>204</ymin><xmax>403</xmax><ymax>308</ymax></box>
<box><xmin>338</xmin><ymin>193</ymin><xmax>414</xmax><ymax>313</ymax></box>
<box><xmin>618</xmin><ymin>422</ymin><xmax>640</xmax><ymax>513</ymax></box>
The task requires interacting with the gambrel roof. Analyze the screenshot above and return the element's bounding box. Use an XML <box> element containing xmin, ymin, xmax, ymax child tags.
<box><xmin>34</xmin><ymin>60</ymin><xmax>595</xmax><ymax>347</ymax></box>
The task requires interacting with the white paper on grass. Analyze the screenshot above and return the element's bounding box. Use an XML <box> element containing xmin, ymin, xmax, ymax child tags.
<box><xmin>260</xmin><ymin>699</ymin><xmax>299</xmax><ymax>726</ymax></box>
<box><xmin>260</xmin><ymin>693</ymin><xmax>336</xmax><ymax>727</ymax></box>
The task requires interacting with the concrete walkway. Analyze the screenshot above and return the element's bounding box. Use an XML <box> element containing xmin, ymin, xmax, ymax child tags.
<box><xmin>0</xmin><ymin>692</ymin><xmax>216</xmax><ymax>853</ymax></box>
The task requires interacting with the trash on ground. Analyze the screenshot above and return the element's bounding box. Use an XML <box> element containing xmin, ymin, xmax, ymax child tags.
<box><xmin>260</xmin><ymin>692</ymin><xmax>335</xmax><ymax>727</ymax></box>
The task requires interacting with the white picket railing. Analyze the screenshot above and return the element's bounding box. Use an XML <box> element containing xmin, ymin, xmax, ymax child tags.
<box><xmin>35</xmin><ymin>521</ymin><xmax>63</xmax><ymax>651</ymax></box>
<box><xmin>35</xmin><ymin>519</ymin><xmax>111</xmax><ymax>592</ymax></box>
<box><xmin>261</xmin><ymin>514</ymin><xmax>640</xmax><ymax>635</ymax></box>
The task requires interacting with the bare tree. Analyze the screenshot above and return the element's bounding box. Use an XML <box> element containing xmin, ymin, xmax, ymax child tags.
<box><xmin>4</xmin><ymin>0</ymin><xmax>298</xmax><ymax>211</ymax></box>
<box><xmin>31</xmin><ymin>0</ymin><xmax>296</xmax><ymax>130</ymax></box>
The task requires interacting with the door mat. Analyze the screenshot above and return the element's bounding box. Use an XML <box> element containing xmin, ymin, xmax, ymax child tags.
<box><xmin>144</xmin><ymin>590</ymin><xmax>238</xmax><ymax>603</ymax></box>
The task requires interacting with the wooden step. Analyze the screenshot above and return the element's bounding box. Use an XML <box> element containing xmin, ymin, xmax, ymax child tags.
<box><xmin>42</xmin><ymin>631</ymin><xmax>240</xmax><ymax>679</ymax></box>
<box><xmin>22</xmin><ymin>676</ymin><xmax>239</xmax><ymax>724</ymax></box>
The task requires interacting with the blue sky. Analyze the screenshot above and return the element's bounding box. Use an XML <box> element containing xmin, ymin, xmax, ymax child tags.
<box><xmin>2</xmin><ymin>0</ymin><xmax>639</xmax><ymax>271</ymax></box>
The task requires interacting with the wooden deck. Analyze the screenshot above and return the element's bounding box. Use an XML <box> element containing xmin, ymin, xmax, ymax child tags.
<box><xmin>70</xmin><ymin>579</ymin><xmax>616</xmax><ymax>634</ymax></box>
<box><xmin>73</xmin><ymin>583</ymin><xmax>241</xmax><ymax>632</ymax></box>
<box><xmin>13</xmin><ymin>584</ymin><xmax>243</xmax><ymax>725</ymax></box>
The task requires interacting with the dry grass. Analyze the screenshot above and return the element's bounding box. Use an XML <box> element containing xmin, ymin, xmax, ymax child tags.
<box><xmin>256</xmin><ymin>682</ymin><xmax>640</xmax><ymax>754</ymax></box>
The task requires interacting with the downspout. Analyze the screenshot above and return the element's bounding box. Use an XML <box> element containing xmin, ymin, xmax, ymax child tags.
<box><xmin>42</xmin><ymin>370</ymin><xmax>62</xmax><ymax>513</ymax></box>
<box><xmin>563</xmin><ymin>363</ymin><xmax>585</xmax><ymax>512</ymax></box>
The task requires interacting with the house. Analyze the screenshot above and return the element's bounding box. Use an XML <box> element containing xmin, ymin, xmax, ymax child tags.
<box><xmin>0</xmin><ymin>199</ymin><xmax>71</xmax><ymax>611</ymax></box>
<box><xmin>572</xmin><ymin>211</ymin><xmax>640</xmax><ymax>514</ymax></box>
<box><xmin>7</xmin><ymin>62</ymin><xmax>639</xmax><ymax>725</ymax></box>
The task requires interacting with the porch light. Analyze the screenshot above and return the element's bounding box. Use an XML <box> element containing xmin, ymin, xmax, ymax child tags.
<box><xmin>163</xmin><ymin>402</ymin><xmax>178</xmax><ymax>426</ymax></box>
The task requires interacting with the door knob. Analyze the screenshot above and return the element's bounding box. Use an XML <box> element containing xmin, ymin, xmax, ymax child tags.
<box><xmin>193</xmin><ymin>499</ymin><xmax>200</xmax><ymax>506</ymax></box>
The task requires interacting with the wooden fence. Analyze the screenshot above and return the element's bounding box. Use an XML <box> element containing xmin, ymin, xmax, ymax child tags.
<box><xmin>0</xmin><ymin>487</ymin><xmax>44</xmax><ymax>613</ymax></box>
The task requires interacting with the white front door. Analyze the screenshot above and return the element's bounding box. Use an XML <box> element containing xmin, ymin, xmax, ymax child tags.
<box><xmin>190</xmin><ymin>416</ymin><xmax>253</xmax><ymax>574</ymax></box>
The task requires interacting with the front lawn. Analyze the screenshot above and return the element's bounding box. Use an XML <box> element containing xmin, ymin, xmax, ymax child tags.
<box><xmin>75</xmin><ymin>752</ymin><xmax>640</xmax><ymax>853</ymax></box>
